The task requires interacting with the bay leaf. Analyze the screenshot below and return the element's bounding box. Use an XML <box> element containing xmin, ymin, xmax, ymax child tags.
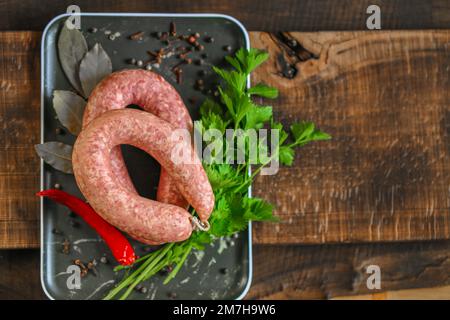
<box><xmin>58</xmin><ymin>21</ymin><xmax>88</xmax><ymax>97</ymax></box>
<box><xmin>35</xmin><ymin>142</ymin><xmax>73</xmax><ymax>174</ymax></box>
<box><xmin>79</xmin><ymin>43</ymin><xmax>112</xmax><ymax>97</ymax></box>
<box><xmin>53</xmin><ymin>90</ymin><xmax>85</xmax><ymax>135</ymax></box>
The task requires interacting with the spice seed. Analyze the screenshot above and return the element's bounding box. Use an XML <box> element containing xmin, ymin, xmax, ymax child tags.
<box><xmin>52</xmin><ymin>228</ymin><xmax>62</xmax><ymax>235</ymax></box>
<box><xmin>204</xmin><ymin>36</ymin><xmax>214</xmax><ymax>43</ymax></box>
<box><xmin>219</xmin><ymin>267</ymin><xmax>228</xmax><ymax>275</ymax></box>
<box><xmin>187</xmin><ymin>35</ymin><xmax>196</xmax><ymax>44</ymax></box>
<box><xmin>54</xmin><ymin>183</ymin><xmax>61</xmax><ymax>189</ymax></box>
<box><xmin>167</xmin><ymin>292</ymin><xmax>177</xmax><ymax>299</ymax></box>
<box><xmin>223</xmin><ymin>45</ymin><xmax>232</xmax><ymax>52</ymax></box>
<box><xmin>129</xmin><ymin>31</ymin><xmax>144</xmax><ymax>41</ymax></box>
<box><xmin>195</xmin><ymin>84</ymin><xmax>205</xmax><ymax>91</ymax></box>
<box><xmin>109</xmin><ymin>34</ymin><xmax>116</xmax><ymax>41</ymax></box>
<box><xmin>70</xmin><ymin>220</ymin><xmax>80</xmax><ymax>228</ymax></box>
<box><xmin>128</xmin><ymin>58</ymin><xmax>137</xmax><ymax>65</ymax></box>
<box><xmin>100</xmin><ymin>256</ymin><xmax>108</xmax><ymax>264</ymax></box>
<box><xmin>140</xmin><ymin>287</ymin><xmax>148</xmax><ymax>294</ymax></box>
<box><xmin>170</xmin><ymin>22</ymin><xmax>176</xmax><ymax>36</ymax></box>
<box><xmin>62</xmin><ymin>239</ymin><xmax>70</xmax><ymax>254</ymax></box>
<box><xmin>88</xmin><ymin>27</ymin><xmax>97</xmax><ymax>33</ymax></box>
<box><xmin>136</xmin><ymin>60</ymin><xmax>144</xmax><ymax>67</ymax></box>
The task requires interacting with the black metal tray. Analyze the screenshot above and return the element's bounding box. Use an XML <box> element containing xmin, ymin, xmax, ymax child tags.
<box><xmin>40</xmin><ymin>13</ymin><xmax>251</xmax><ymax>300</ymax></box>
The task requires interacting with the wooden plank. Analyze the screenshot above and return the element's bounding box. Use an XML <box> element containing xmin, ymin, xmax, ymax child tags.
<box><xmin>0</xmin><ymin>32</ymin><xmax>41</xmax><ymax>249</ymax></box>
<box><xmin>0</xmin><ymin>249</ymin><xmax>45</xmax><ymax>299</ymax></box>
<box><xmin>333</xmin><ymin>285</ymin><xmax>450</xmax><ymax>300</ymax></box>
<box><xmin>1</xmin><ymin>30</ymin><xmax>450</xmax><ymax>248</ymax></box>
<box><xmin>250</xmin><ymin>31</ymin><xmax>450</xmax><ymax>244</ymax></box>
<box><xmin>2</xmin><ymin>240</ymin><xmax>450</xmax><ymax>300</ymax></box>
<box><xmin>0</xmin><ymin>0</ymin><xmax>449</xmax><ymax>32</ymax></box>
<box><xmin>246</xmin><ymin>240</ymin><xmax>450</xmax><ymax>299</ymax></box>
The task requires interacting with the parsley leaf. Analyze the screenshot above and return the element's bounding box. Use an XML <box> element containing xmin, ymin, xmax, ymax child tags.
<box><xmin>245</xmin><ymin>105</ymin><xmax>273</xmax><ymax>130</ymax></box>
<box><xmin>233</xmin><ymin>48</ymin><xmax>270</xmax><ymax>74</ymax></box>
<box><xmin>291</xmin><ymin>121</ymin><xmax>331</xmax><ymax>146</ymax></box>
<box><xmin>278</xmin><ymin>146</ymin><xmax>295</xmax><ymax>166</ymax></box>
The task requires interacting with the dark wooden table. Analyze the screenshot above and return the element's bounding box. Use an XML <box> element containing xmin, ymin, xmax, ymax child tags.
<box><xmin>1</xmin><ymin>0</ymin><xmax>450</xmax><ymax>300</ymax></box>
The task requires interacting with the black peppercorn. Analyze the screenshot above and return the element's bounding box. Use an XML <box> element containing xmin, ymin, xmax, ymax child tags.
<box><xmin>70</xmin><ymin>220</ymin><xmax>80</xmax><ymax>228</ymax></box>
<box><xmin>167</xmin><ymin>292</ymin><xmax>177</xmax><ymax>299</ymax></box>
<box><xmin>52</xmin><ymin>228</ymin><xmax>62</xmax><ymax>235</ymax></box>
<box><xmin>219</xmin><ymin>267</ymin><xmax>228</xmax><ymax>275</ymax></box>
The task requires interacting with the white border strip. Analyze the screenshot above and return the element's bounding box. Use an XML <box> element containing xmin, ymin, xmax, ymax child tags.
<box><xmin>40</xmin><ymin>12</ymin><xmax>252</xmax><ymax>301</ymax></box>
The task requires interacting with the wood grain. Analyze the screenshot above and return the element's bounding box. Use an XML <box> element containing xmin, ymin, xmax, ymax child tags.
<box><xmin>247</xmin><ymin>240</ymin><xmax>450</xmax><ymax>299</ymax></box>
<box><xmin>0</xmin><ymin>0</ymin><xmax>449</xmax><ymax>32</ymax></box>
<box><xmin>2</xmin><ymin>240</ymin><xmax>450</xmax><ymax>300</ymax></box>
<box><xmin>0</xmin><ymin>32</ymin><xmax>41</xmax><ymax>249</ymax></box>
<box><xmin>333</xmin><ymin>285</ymin><xmax>450</xmax><ymax>300</ymax></box>
<box><xmin>250</xmin><ymin>31</ymin><xmax>450</xmax><ymax>244</ymax></box>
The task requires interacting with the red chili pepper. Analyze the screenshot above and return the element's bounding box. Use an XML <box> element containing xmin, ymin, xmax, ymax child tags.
<box><xmin>37</xmin><ymin>189</ymin><xmax>136</xmax><ymax>266</ymax></box>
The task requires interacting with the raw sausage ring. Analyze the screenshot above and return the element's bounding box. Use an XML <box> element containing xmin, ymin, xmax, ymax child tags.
<box><xmin>83</xmin><ymin>69</ymin><xmax>191</xmax><ymax>209</ymax></box>
<box><xmin>73</xmin><ymin>109</ymin><xmax>214</xmax><ymax>244</ymax></box>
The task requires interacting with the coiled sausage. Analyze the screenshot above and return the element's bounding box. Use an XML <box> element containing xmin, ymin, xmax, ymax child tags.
<box><xmin>83</xmin><ymin>69</ymin><xmax>190</xmax><ymax>208</ymax></box>
<box><xmin>72</xmin><ymin>109</ymin><xmax>214</xmax><ymax>244</ymax></box>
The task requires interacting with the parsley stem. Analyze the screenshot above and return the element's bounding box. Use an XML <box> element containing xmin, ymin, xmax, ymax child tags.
<box><xmin>103</xmin><ymin>252</ymin><xmax>157</xmax><ymax>300</ymax></box>
<box><xmin>118</xmin><ymin>243</ymin><xmax>174</xmax><ymax>300</ymax></box>
<box><xmin>113</xmin><ymin>248</ymin><xmax>160</xmax><ymax>272</ymax></box>
<box><xmin>163</xmin><ymin>244</ymin><xmax>193</xmax><ymax>284</ymax></box>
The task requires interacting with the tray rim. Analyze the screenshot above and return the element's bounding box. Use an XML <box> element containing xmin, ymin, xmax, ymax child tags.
<box><xmin>40</xmin><ymin>12</ymin><xmax>252</xmax><ymax>301</ymax></box>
